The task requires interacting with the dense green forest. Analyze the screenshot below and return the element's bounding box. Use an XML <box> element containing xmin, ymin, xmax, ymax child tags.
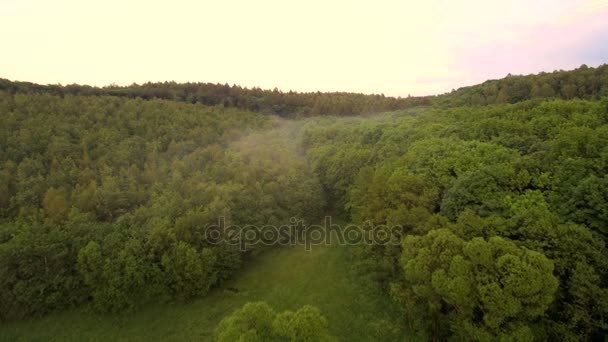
<box><xmin>299</xmin><ymin>99</ymin><xmax>608</xmax><ymax>341</ymax></box>
<box><xmin>2</xmin><ymin>63</ymin><xmax>607</xmax><ymax>116</ymax></box>
<box><xmin>0</xmin><ymin>93</ymin><xmax>325</xmax><ymax>318</ymax></box>
<box><xmin>0</xmin><ymin>78</ymin><xmax>428</xmax><ymax>118</ymax></box>
<box><xmin>1</xmin><ymin>65</ymin><xmax>607</xmax><ymax>341</ymax></box>
<box><xmin>436</xmin><ymin>64</ymin><xmax>608</xmax><ymax>107</ymax></box>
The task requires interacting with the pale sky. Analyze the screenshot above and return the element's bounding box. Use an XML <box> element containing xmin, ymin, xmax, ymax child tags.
<box><xmin>1</xmin><ymin>0</ymin><xmax>607</xmax><ymax>96</ymax></box>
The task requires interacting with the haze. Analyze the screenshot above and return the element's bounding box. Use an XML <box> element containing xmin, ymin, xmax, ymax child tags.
<box><xmin>1</xmin><ymin>0</ymin><xmax>607</xmax><ymax>96</ymax></box>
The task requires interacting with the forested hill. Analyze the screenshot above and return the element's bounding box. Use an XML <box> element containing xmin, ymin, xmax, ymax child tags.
<box><xmin>435</xmin><ymin>63</ymin><xmax>608</xmax><ymax>107</ymax></box>
<box><xmin>1</xmin><ymin>63</ymin><xmax>606</xmax><ymax>117</ymax></box>
<box><xmin>0</xmin><ymin>78</ymin><xmax>429</xmax><ymax>117</ymax></box>
<box><xmin>1</xmin><ymin>66</ymin><xmax>608</xmax><ymax>340</ymax></box>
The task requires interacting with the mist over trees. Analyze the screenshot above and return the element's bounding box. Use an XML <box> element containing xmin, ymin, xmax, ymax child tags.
<box><xmin>0</xmin><ymin>93</ymin><xmax>324</xmax><ymax>318</ymax></box>
<box><xmin>1</xmin><ymin>64</ymin><xmax>607</xmax><ymax>340</ymax></box>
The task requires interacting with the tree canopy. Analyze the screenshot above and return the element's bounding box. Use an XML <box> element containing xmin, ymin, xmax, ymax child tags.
<box><xmin>1</xmin><ymin>65</ymin><xmax>607</xmax><ymax>340</ymax></box>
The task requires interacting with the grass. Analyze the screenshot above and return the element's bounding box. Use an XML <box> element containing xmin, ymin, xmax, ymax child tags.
<box><xmin>0</xmin><ymin>239</ymin><xmax>410</xmax><ymax>341</ymax></box>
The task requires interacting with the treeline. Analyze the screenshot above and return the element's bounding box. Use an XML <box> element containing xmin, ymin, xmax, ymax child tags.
<box><xmin>437</xmin><ymin>63</ymin><xmax>608</xmax><ymax>106</ymax></box>
<box><xmin>0</xmin><ymin>78</ymin><xmax>428</xmax><ymax>118</ymax></box>
<box><xmin>0</xmin><ymin>92</ymin><xmax>325</xmax><ymax>319</ymax></box>
<box><xmin>300</xmin><ymin>98</ymin><xmax>608</xmax><ymax>341</ymax></box>
<box><xmin>2</xmin><ymin>64</ymin><xmax>607</xmax><ymax>119</ymax></box>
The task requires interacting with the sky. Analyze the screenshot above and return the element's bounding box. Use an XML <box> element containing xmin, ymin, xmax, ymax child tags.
<box><xmin>1</xmin><ymin>0</ymin><xmax>607</xmax><ymax>97</ymax></box>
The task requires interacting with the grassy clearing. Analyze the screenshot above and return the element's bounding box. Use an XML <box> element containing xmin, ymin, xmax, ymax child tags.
<box><xmin>0</xmin><ymin>241</ymin><xmax>409</xmax><ymax>341</ymax></box>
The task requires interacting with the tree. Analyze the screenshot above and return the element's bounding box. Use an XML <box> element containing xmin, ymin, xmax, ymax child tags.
<box><xmin>215</xmin><ymin>302</ymin><xmax>335</xmax><ymax>342</ymax></box>
<box><xmin>77</xmin><ymin>238</ymin><xmax>147</xmax><ymax>312</ymax></box>
<box><xmin>440</xmin><ymin>165</ymin><xmax>512</xmax><ymax>221</ymax></box>
<box><xmin>554</xmin><ymin>175</ymin><xmax>608</xmax><ymax>235</ymax></box>
<box><xmin>531</xmin><ymin>82</ymin><xmax>555</xmax><ymax>98</ymax></box>
<box><xmin>561</xmin><ymin>83</ymin><xmax>578</xmax><ymax>99</ymax></box>
<box><xmin>348</xmin><ymin>166</ymin><xmax>438</xmax><ymax>227</ymax></box>
<box><xmin>161</xmin><ymin>242</ymin><xmax>217</xmax><ymax>300</ymax></box>
<box><xmin>273</xmin><ymin>305</ymin><xmax>335</xmax><ymax>341</ymax></box>
<box><xmin>77</xmin><ymin>241</ymin><xmax>103</xmax><ymax>292</ymax></box>
<box><xmin>399</xmin><ymin>229</ymin><xmax>558</xmax><ymax>341</ymax></box>
<box><xmin>215</xmin><ymin>302</ymin><xmax>276</xmax><ymax>342</ymax></box>
<box><xmin>42</xmin><ymin>187</ymin><xmax>70</xmax><ymax>224</ymax></box>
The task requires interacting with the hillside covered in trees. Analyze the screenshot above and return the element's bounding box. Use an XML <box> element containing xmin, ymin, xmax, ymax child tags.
<box><xmin>299</xmin><ymin>98</ymin><xmax>608</xmax><ymax>341</ymax></box>
<box><xmin>1</xmin><ymin>65</ymin><xmax>607</xmax><ymax>341</ymax></box>
<box><xmin>436</xmin><ymin>64</ymin><xmax>608</xmax><ymax>107</ymax></box>
<box><xmin>2</xmin><ymin>64</ymin><xmax>607</xmax><ymax>116</ymax></box>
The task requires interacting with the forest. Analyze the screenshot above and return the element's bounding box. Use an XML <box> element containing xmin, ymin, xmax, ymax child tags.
<box><xmin>0</xmin><ymin>64</ymin><xmax>607</xmax><ymax>341</ymax></box>
<box><xmin>2</xmin><ymin>63</ymin><xmax>607</xmax><ymax>116</ymax></box>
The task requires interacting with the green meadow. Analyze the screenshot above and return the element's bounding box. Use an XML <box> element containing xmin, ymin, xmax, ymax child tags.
<box><xmin>0</xmin><ymin>241</ymin><xmax>410</xmax><ymax>341</ymax></box>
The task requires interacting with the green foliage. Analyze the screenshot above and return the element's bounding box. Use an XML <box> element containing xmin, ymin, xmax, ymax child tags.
<box><xmin>553</xmin><ymin>174</ymin><xmax>608</xmax><ymax>234</ymax></box>
<box><xmin>398</xmin><ymin>230</ymin><xmax>558</xmax><ymax>341</ymax></box>
<box><xmin>2</xmin><ymin>66</ymin><xmax>608</xmax><ymax>340</ymax></box>
<box><xmin>0</xmin><ymin>216</ymin><xmax>90</xmax><ymax>319</ymax></box>
<box><xmin>215</xmin><ymin>302</ymin><xmax>276</xmax><ymax>341</ymax></box>
<box><xmin>348</xmin><ymin>165</ymin><xmax>439</xmax><ymax>227</ymax></box>
<box><xmin>215</xmin><ymin>302</ymin><xmax>335</xmax><ymax>342</ymax></box>
<box><xmin>77</xmin><ymin>238</ymin><xmax>147</xmax><ymax>313</ymax></box>
<box><xmin>0</xmin><ymin>239</ymin><xmax>407</xmax><ymax>341</ymax></box>
<box><xmin>161</xmin><ymin>242</ymin><xmax>217</xmax><ymax>300</ymax></box>
<box><xmin>300</xmin><ymin>96</ymin><xmax>608</xmax><ymax>339</ymax></box>
<box><xmin>436</xmin><ymin>64</ymin><xmax>608</xmax><ymax>106</ymax></box>
<box><xmin>0</xmin><ymin>78</ymin><xmax>428</xmax><ymax>118</ymax></box>
<box><xmin>3</xmin><ymin>64</ymin><xmax>607</xmax><ymax>116</ymax></box>
<box><xmin>272</xmin><ymin>305</ymin><xmax>334</xmax><ymax>341</ymax></box>
<box><xmin>0</xmin><ymin>91</ymin><xmax>325</xmax><ymax>319</ymax></box>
